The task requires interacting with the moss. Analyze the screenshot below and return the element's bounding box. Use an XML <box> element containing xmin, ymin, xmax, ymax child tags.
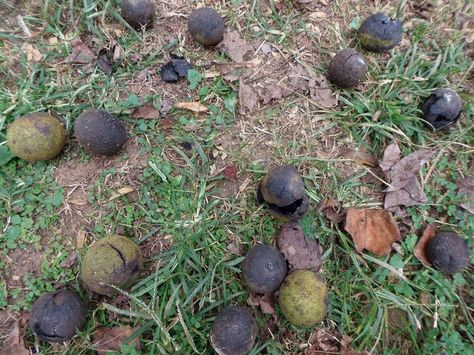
<box><xmin>7</xmin><ymin>113</ymin><xmax>66</xmax><ymax>162</ymax></box>
<box><xmin>81</xmin><ymin>235</ymin><xmax>143</xmax><ymax>295</ymax></box>
<box><xmin>278</xmin><ymin>270</ymin><xmax>328</xmax><ymax>327</ymax></box>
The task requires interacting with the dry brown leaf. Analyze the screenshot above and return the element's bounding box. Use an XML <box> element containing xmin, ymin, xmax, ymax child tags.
<box><xmin>63</xmin><ymin>38</ymin><xmax>96</xmax><ymax>64</ymax></box>
<box><xmin>276</xmin><ymin>222</ymin><xmax>321</xmax><ymax>270</ymax></box>
<box><xmin>174</xmin><ymin>102</ymin><xmax>208</xmax><ymax>113</ymax></box>
<box><xmin>76</xmin><ymin>229</ymin><xmax>86</xmax><ymax>249</ymax></box>
<box><xmin>24</xmin><ymin>43</ymin><xmax>42</xmax><ymax>62</ymax></box>
<box><xmin>413</xmin><ymin>224</ymin><xmax>437</xmax><ymax>266</ymax></box>
<box><xmin>93</xmin><ymin>326</ymin><xmax>140</xmax><ymax>355</ymax></box>
<box><xmin>341</xmin><ymin>148</ymin><xmax>378</xmax><ymax>167</ymax></box>
<box><xmin>345</xmin><ymin>208</ymin><xmax>401</xmax><ymax>256</ymax></box>
<box><xmin>226</xmin><ymin>239</ymin><xmax>243</xmax><ymax>256</ymax></box>
<box><xmin>239</xmin><ymin>80</ymin><xmax>258</xmax><ymax>113</ymax></box>
<box><xmin>60</xmin><ymin>251</ymin><xmax>77</xmax><ymax>268</ymax></box>
<box><xmin>218</xmin><ymin>30</ymin><xmax>253</xmax><ymax>63</ymax></box>
<box><xmin>457</xmin><ymin>177</ymin><xmax>474</xmax><ymax>214</ymax></box>
<box><xmin>318</xmin><ymin>198</ymin><xmax>346</xmax><ymax>223</ymax></box>
<box><xmin>246</xmin><ymin>293</ymin><xmax>278</xmax><ymax>323</ymax></box>
<box><xmin>380</xmin><ymin>143</ymin><xmax>434</xmax><ymax>209</ymax></box>
<box><xmin>0</xmin><ymin>320</ymin><xmax>29</xmax><ymax>355</ymax></box>
<box><xmin>132</xmin><ymin>104</ymin><xmax>160</xmax><ymax>119</ymax></box>
<box><xmin>109</xmin><ymin>186</ymin><xmax>134</xmax><ymax>201</ymax></box>
<box><xmin>305</xmin><ymin>328</ymin><xmax>366</xmax><ymax>355</ymax></box>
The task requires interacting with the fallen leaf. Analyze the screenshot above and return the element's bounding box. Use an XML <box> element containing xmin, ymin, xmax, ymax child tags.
<box><xmin>318</xmin><ymin>198</ymin><xmax>346</xmax><ymax>223</ymax></box>
<box><xmin>239</xmin><ymin>80</ymin><xmax>258</xmax><ymax>113</ymax></box>
<box><xmin>63</xmin><ymin>38</ymin><xmax>96</xmax><ymax>64</ymax></box>
<box><xmin>218</xmin><ymin>31</ymin><xmax>253</xmax><ymax>63</ymax></box>
<box><xmin>60</xmin><ymin>251</ymin><xmax>77</xmax><ymax>268</ymax></box>
<box><xmin>0</xmin><ymin>320</ymin><xmax>29</xmax><ymax>355</ymax></box>
<box><xmin>76</xmin><ymin>229</ymin><xmax>86</xmax><ymax>249</ymax></box>
<box><xmin>24</xmin><ymin>43</ymin><xmax>42</xmax><ymax>62</ymax></box>
<box><xmin>457</xmin><ymin>177</ymin><xmax>474</xmax><ymax>214</ymax></box>
<box><xmin>98</xmin><ymin>48</ymin><xmax>113</xmax><ymax>76</ymax></box>
<box><xmin>380</xmin><ymin>143</ymin><xmax>434</xmax><ymax>209</ymax></box>
<box><xmin>109</xmin><ymin>186</ymin><xmax>134</xmax><ymax>201</ymax></box>
<box><xmin>224</xmin><ymin>164</ymin><xmax>237</xmax><ymax>181</ymax></box>
<box><xmin>305</xmin><ymin>328</ymin><xmax>366</xmax><ymax>355</ymax></box>
<box><xmin>174</xmin><ymin>102</ymin><xmax>208</xmax><ymax>113</ymax></box>
<box><xmin>92</xmin><ymin>326</ymin><xmax>140</xmax><ymax>355</ymax></box>
<box><xmin>341</xmin><ymin>148</ymin><xmax>378</xmax><ymax>167</ymax></box>
<box><xmin>132</xmin><ymin>104</ymin><xmax>161</xmax><ymax>119</ymax></box>
<box><xmin>344</xmin><ymin>208</ymin><xmax>401</xmax><ymax>256</ymax></box>
<box><xmin>246</xmin><ymin>293</ymin><xmax>279</xmax><ymax>323</ymax></box>
<box><xmin>276</xmin><ymin>222</ymin><xmax>321</xmax><ymax>270</ymax></box>
<box><xmin>413</xmin><ymin>224</ymin><xmax>437</xmax><ymax>266</ymax></box>
<box><xmin>226</xmin><ymin>239</ymin><xmax>243</xmax><ymax>256</ymax></box>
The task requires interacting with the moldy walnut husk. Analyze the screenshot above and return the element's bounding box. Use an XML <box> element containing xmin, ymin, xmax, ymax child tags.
<box><xmin>358</xmin><ymin>13</ymin><xmax>403</xmax><ymax>52</ymax></box>
<box><xmin>425</xmin><ymin>232</ymin><xmax>470</xmax><ymax>273</ymax></box>
<box><xmin>422</xmin><ymin>88</ymin><xmax>463</xmax><ymax>130</ymax></box>
<box><xmin>81</xmin><ymin>235</ymin><xmax>143</xmax><ymax>295</ymax></box>
<box><xmin>328</xmin><ymin>48</ymin><xmax>368</xmax><ymax>88</ymax></box>
<box><xmin>188</xmin><ymin>7</ymin><xmax>225</xmax><ymax>46</ymax></box>
<box><xmin>121</xmin><ymin>0</ymin><xmax>155</xmax><ymax>30</ymax></box>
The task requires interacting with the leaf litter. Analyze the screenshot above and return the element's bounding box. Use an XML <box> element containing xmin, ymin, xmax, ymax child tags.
<box><xmin>92</xmin><ymin>326</ymin><xmax>141</xmax><ymax>355</ymax></box>
<box><xmin>218</xmin><ymin>30</ymin><xmax>253</xmax><ymax>63</ymax></box>
<box><xmin>413</xmin><ymin>224</ymin><xmax>437</xmax><ymax>266</ymax></box>
<box><xmin>380</xmin><ymin>142</ymin><xmax>434</xmax><ymax>209</ymax></box>
<box><xmin>457</xmin><ymin>177</ymin><xmax>474</xmax><ymax>214</ymax></box>
<box><xmin>276</xmin><ymin>222</ymin><xmax>321</xmax><ymax>270</ymax></box>
<box><xmin>344</xmin><ymin>208</ymin><xmax>401</xmax><ymax>256</ymax></box>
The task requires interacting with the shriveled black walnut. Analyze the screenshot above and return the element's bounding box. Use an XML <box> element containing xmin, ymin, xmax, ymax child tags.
<box><xmin>121</xmin><ymin>0</ymin><xmax>155</xmax><ymax>30</ymax></box>
<box><xmin>359</xmin><ymin>13</ymin><xmax>403</xmax><ymax>52</ymax></box>
<box><xmin>188</xmin><ymin>7</ymin><xmax>225</xmax><ymax>46</ymax></box>
<box><xmin>29</xmin><ymin>290</ymin><xmax>86</xmax><ymax>343</ymax></box>
<box><xmin>241</xmin><ymin>245</ymin><xmax>287</xmax><ymax>294</ymax></box>
<box><xmin>74</xmin><ymin>109</ymin><xmax>127</xmax><ymax>156</ymax></box>
<box><xmin>210</xmin><ymin>306</ymin><xmax>257</xmax><ymax>355</ymax></box>
<box><xmin>257</xmin><ymin>165</ymin><xmax>308</xmax><ymax>220</ymax></box>
<box><xmin>422</xmin><ymin>88</ymin><xmax>463</xmax><ymax>130</ymax></box>
<box><xmin>160</xmin><ymin>57</ymin><xmax>192</xmax><ymax>83</ymax></box>
<box><xmin>328</xmin><ymin>48</ymin><xmax>368</xmax><ymax>88</ymax></box>
<box><xmin>425</xmin><ymin>232</ymin><xmax>470</xmax><ymax>273</ymax></box>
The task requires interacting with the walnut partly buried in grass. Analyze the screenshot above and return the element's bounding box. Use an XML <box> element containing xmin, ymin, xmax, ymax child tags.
<box><xmin>81</xmin><ymin>235</ymin><xmax>143</xmax><ymax>295</ymax></box>
<box><xmin>121</xmin><ymin>0</ymin><xmax>155</xmax><ymax>30</ymax></box>
<box><xmin>188</xmin><ymin>7</ymin><xmax>225</xmax><ymax>46</ymax></box>
<box><xmin>358</xmin><ymin>13</ymin><xmax>403</xmax><ymax>52</ymax></box>
<box><xmin>328</xmin><ymin>48</ymin><xmax>368</xmax><ymax>88</ymax></box>
<box><xmin>425</xmin><ymin>232</ymin><xmax>470</xmax><ymax>273</ymax></box>
<box><xmin>74</xmin><ymin>109</ymin><xmax>127</xmax><ymax>156</ymax></box>
<box><xmin>257</xmin><ymin>165</ymin><xmax>309</xmax><ymax>220</ymax></box>
<box><xmin>422</xmin><ymin>88</ymin><xmax>463</xmax><ymax>130</ymax></box>
<box><xmin>210</xmin><ymin>306</ymin><xmax>257</xmax><ymax>355</ymax></box>
<box><xmin>29</xmin><ymin>290</ymin><xmax>86</xmax><ymax>343</ymax></box>
<box><xmin>7</xmin><ymin>113</ymin><xmax>66</xmax><ymax>162</ymax></box>
<box><xmin>241</xmin><ymin>245</ymin><xmax>287</xmax><ymax>294</ymax></box>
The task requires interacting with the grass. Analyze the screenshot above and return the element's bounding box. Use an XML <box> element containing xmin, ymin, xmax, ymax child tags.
<box><xmin>1</xmin><ymin>0</ymin><xmax>473</xmax><ymax>354</ymax></box>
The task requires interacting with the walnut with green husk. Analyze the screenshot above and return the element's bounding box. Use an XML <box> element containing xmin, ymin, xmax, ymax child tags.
<box><xmin>7</xmin><ymin>113</ymin><xmax>66</xmax><ymax>162</ymax></box>
<box><xmin>81</xmin><ymin>235</ymin><xmax>143</xmax><ymax>295</ymax></box>
<box><xmin>278</xmin><ymin>270</ymin><xmax>328</xmax><ymax>327</ymax></box>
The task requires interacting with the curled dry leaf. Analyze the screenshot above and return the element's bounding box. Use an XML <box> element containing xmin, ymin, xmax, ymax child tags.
<box><xmin>218</xmin><ymin>30</ymin><xmax>253</xmax><ymax>63</ymax></box>
<box><xmin>239</xmin><ymin>80</ymin><xmax>258</xmax><ymax>113</ymax></box>
<box><xmin>132</xmin><ymin>104</ymin><xmax>161</xmax><ymax>119</ymax></box>
<box><xmin>63</xmin><ymin>38</ymin><xmax>96</xmax><ymax>64</ymax></box>
<box><xmin>109</xmin><ymin>186</ymin><xmax>134</xmax><ymax>201</ymax></box>
<box><xmin>319</xmin><ymin>198</ymin><xmax>346</xmax><ymax>223</ymax></box>
<box><xmin>457</xmin><ymin>177</ymin><xmax>474</xmax><ymax>214</ymax></box>
<box><xmin>276</xmin><ymin>222</ymin><xmax>321</xmax><ymax>270</ymax></box>
<box><xmin>341</xmin><ymin>148</ymin><xmax>378</xmax><ymax>167</ymax></box>
<box><xmin>93</xmin><ymin>326</ymin><xmax>140</xmax><ymax>355</ymax></box>
<box><xmin>24</xmin><ymin>43</ymin><xmax>42</xmax><ymax>62</ymax></box>
<box><xmin>0</xmin><ymin>320</ymin><xmax>29</xmax><ymax>355</ymax></box>
<box><xmin>246</xmin><ymin>293</ymin><xmax>278</xmax><ymax>323</ymax></box>
<box><xmin>380</xmin><ymin>142</ymin><xmax>434</xmax><ymax>209</ymax></box>
<box><xmin>305</xmin><ymin>328</ymin><xmax>360</xmax><ymax>355</ymax></box>
<box><xmin>173</xmin><ymin>102</ymin><xmax>208</xmax><ymax>113</ymax></box>
<box><xmin>413</xmin><ymin>224</ymin><xmax>437</xmax><ymax>266</ymax></box>
<box><xmin>344</xmin><ymin>208</ymin><xmax>401</xmax><ymax>256</ymax></box>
